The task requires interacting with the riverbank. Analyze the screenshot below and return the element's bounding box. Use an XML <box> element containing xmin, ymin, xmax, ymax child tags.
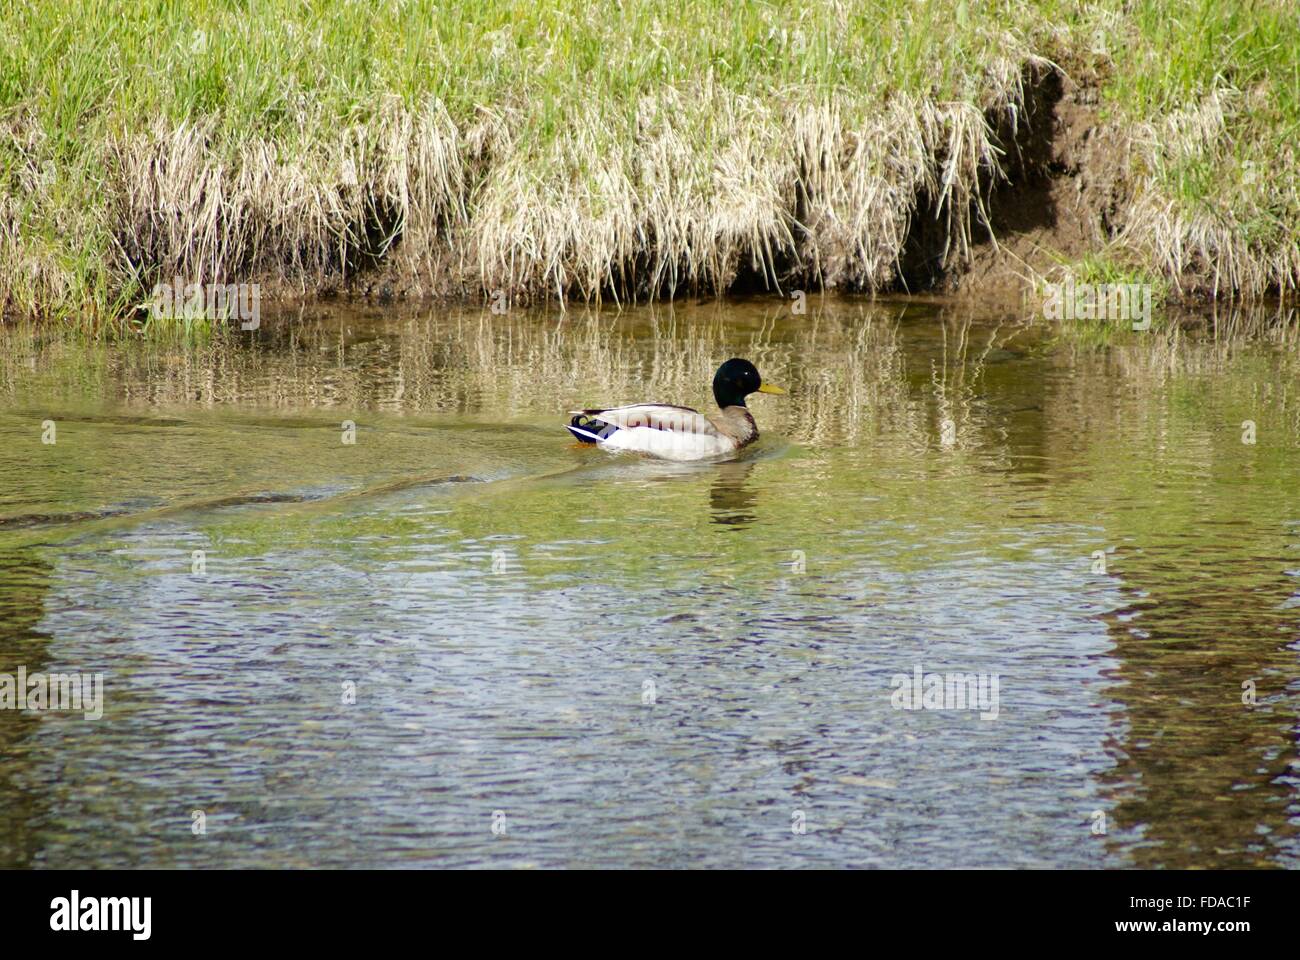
<box><xmin>1</xmin><ymin>1</ymin><xmax>1297</xmax><ymax>330</ymax></box>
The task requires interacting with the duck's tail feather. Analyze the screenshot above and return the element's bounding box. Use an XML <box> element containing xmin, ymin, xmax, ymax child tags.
<box><xmin>567</xmin><ymin>413</ymin><xmax>618</xmax><ymax>445</ymax></box>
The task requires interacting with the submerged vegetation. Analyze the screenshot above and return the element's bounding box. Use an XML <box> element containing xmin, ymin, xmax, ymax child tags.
<box><xmin>0</xmin><ymin>0</ymin><xmax>1297</xmax><ymax>328</ymax></box>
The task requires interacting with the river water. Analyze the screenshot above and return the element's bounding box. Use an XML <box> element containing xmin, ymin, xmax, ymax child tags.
<box><xmin>1</xmin><ymin>297</ymin><xmax>1298</xmax><ymax>868</ymax></box>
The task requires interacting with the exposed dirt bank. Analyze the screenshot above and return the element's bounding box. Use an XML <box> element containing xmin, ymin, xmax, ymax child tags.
<box><xmin>320</xmin><ymin>63</ymin><xmax>1276</xmax><ymax>311</ymax></box>
<box><xmin>939</xmin><ymin>63</ymin><xmax>1132</xmax><ymax>303</ymax></box>
<box><xmin>5</xmin><ymin>67</ymin><xmax>1295</xmax><ymax>325</ymax></box>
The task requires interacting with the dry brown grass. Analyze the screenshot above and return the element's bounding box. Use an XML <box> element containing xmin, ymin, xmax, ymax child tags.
<box><xmin>110</xmin><ymin>97</ymin><xmax>468</xmax><ymax>297</ymax></box>
<box><xmin>99</xmin><ymin>81</ymin><xmax>1026</xmax><ymax>314</ymax></box>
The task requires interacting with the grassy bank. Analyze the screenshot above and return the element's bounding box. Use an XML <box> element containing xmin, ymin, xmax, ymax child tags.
<box><xmin>0</xmin><ymin>0</ymin><xmax>1297</xmax><ymax>329</ymax></box>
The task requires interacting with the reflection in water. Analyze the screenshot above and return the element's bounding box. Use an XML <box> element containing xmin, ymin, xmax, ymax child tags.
<box><xmin>0</xmin><ymin>550</ymin><xmax>54</xmax><ymax>868</ymax></box>
<box><xmin>709</xmin><ymin>461</ymin><xmax>759</xmax><ymax>528</ymax></box>
<box><xmin>1098</xmin><ymin>546</ymin><xmax>1300</xmax><ymax>867</ymax></box>
<box><xmin>1036</xmin><ymin>324</ymin><xmax>1300</xmax><ymax>867</ymax></box>
<box><xmin>0</xmin><ymin>297</ymin><xmax>1298</xmax><ymax>868</ymax></box>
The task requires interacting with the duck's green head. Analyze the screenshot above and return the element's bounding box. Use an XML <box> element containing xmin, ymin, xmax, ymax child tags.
<box><xmin>712</xmin><ymin>358</ymin><xmax>786</xmax><ymax>408</ymax></box>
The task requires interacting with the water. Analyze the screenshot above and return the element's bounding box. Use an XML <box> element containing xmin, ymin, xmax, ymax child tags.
<box><xmin>1</xmin><ymin>298</ymin><xmax>1298</xmax><ymax>869</ymax></box>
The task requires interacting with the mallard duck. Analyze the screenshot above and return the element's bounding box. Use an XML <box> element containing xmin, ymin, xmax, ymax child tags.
<box><xmin>566</xmin><ymin>358</ymin><xmax>786</xmax><ymax>461</ymax></box>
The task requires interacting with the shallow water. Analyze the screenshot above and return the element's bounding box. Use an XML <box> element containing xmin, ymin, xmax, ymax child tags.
<box><xmin>1</xmin><ymin>297</ymin><xmax>1298</xmax><ymax>869</ymax></box>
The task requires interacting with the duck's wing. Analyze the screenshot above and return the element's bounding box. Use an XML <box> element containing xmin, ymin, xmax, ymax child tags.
<box><xmin>576</xmin><ymin>403</ymin><xmax>711</xmax><ymax>431</ymax></box>
<box><xmin>567</xmin><ymin>403</ymin><xmax>734</xmax><ymax>460</ymax></box>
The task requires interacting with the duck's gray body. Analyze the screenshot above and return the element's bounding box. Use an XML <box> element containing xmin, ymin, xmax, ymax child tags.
<box><xmin>567</xmin><ymin>403</ymin><xmax>757</xmax><ymax>461</ymax></box>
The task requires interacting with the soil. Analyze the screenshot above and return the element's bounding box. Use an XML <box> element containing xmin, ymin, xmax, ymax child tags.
<box><xmin>911</xmin><ymin>62</ymin><xmax>1134</xmax><ymax>306</ymax></box>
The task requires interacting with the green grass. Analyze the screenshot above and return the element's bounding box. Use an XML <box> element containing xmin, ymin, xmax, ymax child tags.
<box><xmin>0</xmin><ymin>0</ymin><xmax>1297</xmax><ymax>331</ymax></box>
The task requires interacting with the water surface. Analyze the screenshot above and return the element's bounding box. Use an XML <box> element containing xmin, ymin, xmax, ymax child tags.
<box><xmin>1</xmin><ymin>298</ymin><xmax>1298</xmax><ymax>868</ymax></box>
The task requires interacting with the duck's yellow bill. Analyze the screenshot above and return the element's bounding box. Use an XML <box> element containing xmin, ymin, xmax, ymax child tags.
<box><xmin>757</xmin><ymin>383</ymin><xmax>787</xmax><ymax>395</ymax></box>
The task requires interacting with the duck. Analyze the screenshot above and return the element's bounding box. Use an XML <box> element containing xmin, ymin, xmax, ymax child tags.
<box><xmin>566</xmin><ymin>358</ymin><xmax>786</xmax><ymax>461</ymax></box>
